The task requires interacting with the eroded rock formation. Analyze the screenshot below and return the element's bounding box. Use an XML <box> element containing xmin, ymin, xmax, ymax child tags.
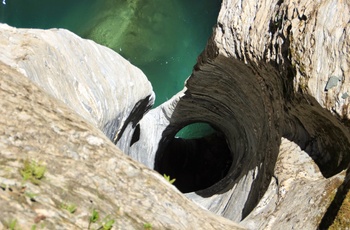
<box><xmin>1</xmin><ymin>0</ymin><xmax>350</xmax><ymax>229</ymax></box>
<box><xmin>0</xmin><ymin>58</ymin><xmax>243</xmax><ymax>229</ymax></box>
<box><xmin>119</xmin><ymin>0</ymin><xmax>350</xmax><ymax>228</ymax></box>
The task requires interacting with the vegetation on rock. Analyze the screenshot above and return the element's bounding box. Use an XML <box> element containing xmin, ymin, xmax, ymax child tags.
<box><xmin>20</xmin><ymin>160</ymin><xmax>46</xmax><ymax>185</ymax></box>
<box><xmin>163</xmin><ymin>174</ymin><xmax>176</xmax><ymax>184</ymax></box>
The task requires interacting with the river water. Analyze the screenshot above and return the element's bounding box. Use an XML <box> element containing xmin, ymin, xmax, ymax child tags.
<box><xmin>0</xmin><ymin>0</ymin><xmax>221</xmax><ymax>137</ymax></box>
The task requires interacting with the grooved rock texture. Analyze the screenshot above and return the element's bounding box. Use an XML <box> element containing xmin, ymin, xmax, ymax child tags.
<box><xmin>242</xmin><ymin>137</ymin><xmax>344</xmax><ymax>229</ymax></box>
<box><xmin>215</xmin><ymin>0</ymin><xmax>350</xmax><ymax>118</ymax></box>
<box><xmin>0</xmin><ymin>23</ymin><xmax>154</xmax><ymax>142</ymax></box>
<box><xmin>1</xmin><ymin>0</ymin><xmax>350</xmax><ymax>229</ymax></box>
<box><xmin>0</xmin><ymin>62</ymin><xmax>243</xmax><ymax>229</ymax></box>
<box><xmin>121</xmin><ymin>0</ymin><xmax>350</xmax><ymax>228</ymax></box>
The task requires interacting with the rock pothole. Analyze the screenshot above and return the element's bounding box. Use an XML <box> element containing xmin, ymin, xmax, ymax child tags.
<box><xmin>154</xmin><ymin>123</ymin><xmax>232</xmax><ymax>193</ymax></box>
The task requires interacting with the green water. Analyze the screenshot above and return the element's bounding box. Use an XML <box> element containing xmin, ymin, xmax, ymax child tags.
<box><xmin>0</xmin><ymin>0</ymin><xmax>220</xmax><ymax>106</ymax></box>
<box><xmin>175</xmin><ymin>123</ymin><xmax>216</xmax><ymax>139</ymax></box>
<box><xmin>0</xmin><ymin>0</ymin><xmax>220</xmax><ymax>137</ymax></box>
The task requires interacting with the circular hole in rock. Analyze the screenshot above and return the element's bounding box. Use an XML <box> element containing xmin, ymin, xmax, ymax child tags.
<box><xmin>155</xmin><ymin>122</ymin><xmax>233</xmax><ymax>193</ymax></box>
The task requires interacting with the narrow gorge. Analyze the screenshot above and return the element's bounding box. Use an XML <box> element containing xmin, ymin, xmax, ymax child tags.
<box><xmin>0</xmin><ymin>0</ymin><xmax>350</xmax><ymax>229</ymax></box>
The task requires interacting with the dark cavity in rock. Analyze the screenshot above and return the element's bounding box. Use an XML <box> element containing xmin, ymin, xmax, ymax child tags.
<box><xmin>155</xmin><ymin>125</ymin><xmax>232</xmax><ymax>193</ymax></box>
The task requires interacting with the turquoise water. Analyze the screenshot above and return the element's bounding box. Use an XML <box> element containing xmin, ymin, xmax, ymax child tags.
<box><xmin>0</xmin><ymin>0</ymin><xmax>220</xmax><ymax>137</ymax></box>
<box><xmin>0</xmin><ymin>0</ymin><xmax>221</xmax><ymax>106</ymax></box>
<box><xmin>175</xmin><ymin>123</ymin><xmax>216</xmax><ymax>139</ymax></box>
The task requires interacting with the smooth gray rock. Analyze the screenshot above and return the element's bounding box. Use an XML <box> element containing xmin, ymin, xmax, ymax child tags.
<box><xmin>0</xmin><ymin>23</ymin><xmax>154</xmax><ymax>142</ymax></box>
<box><xmin>325</xmin><ymin>76</ymin><xmax>341</xmax><ymax>91</ymax></box>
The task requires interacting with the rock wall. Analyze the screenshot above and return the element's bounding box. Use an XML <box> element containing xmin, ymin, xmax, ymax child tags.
<box><xmin>121</xmin><ymin>0</ymin><xmax>350</xmax><ymax>228</ymax></box>
<box><xmin>215</xmin><ymin>0</ymin><xmax>350</xmax><ymax>116</ymax></box>
<box><xmin>1</xmin><ymin>0</ymin><xmax>350</xmax><ymax>228</ymax></box>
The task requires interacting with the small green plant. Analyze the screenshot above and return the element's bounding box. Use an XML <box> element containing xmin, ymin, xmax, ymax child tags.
<box><xmin>163</xmin><ymin>174</ymin><xmax>176</xmax><ymax>184</ymax></box>
<box><xmin>90</xmin><ymin>209</ymin><xmax>99</xmax><ymax>223</ymax></box>
<box><xmin>20</xmin><ymin>160</ymin><xmax>46</xmax><ymax>185</ymax></box>
<box><xmin>144</xmin><ymin>222</ymin><xmax>152</xmax><ymax>230</ymax></box>
<box><xmin>88</xmin><ymin>209</ymin><xmax>99</xmax><ymax>229</ymax></box>
<box><xmin>7</xmin><ymin>219</ymin><xmax>17</xmax><ymax>230</ymax></box>
<box><xmin>101</xmin><ymin>216</ymin><xmax>115</xmax><ymax>230</ymax></box>
<box><xmin>87</xmin><ymin>209</ymin><xmax>115</xmax><ymax>230</ymax></box>
<box><xmin>61</xmin><ymin>202</ymin><xmax>77</xmax><ymax>214</ymax></box>
<box><xmin>25</xmin><ymin>191</ymin><xmax>38</xmax><ymax>202</ymax></box>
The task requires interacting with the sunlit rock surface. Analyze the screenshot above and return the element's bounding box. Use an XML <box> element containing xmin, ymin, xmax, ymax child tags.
<box><xmin>0</xmin><ymin>62</ymin><xmax>244</xmax><ymax>229</ymax></box>
<box><xmin>0</xmin><ymin>23</ymin><xmax>154</xmax><ymax>142</ymax></box>
<box><xmin>1</xmin><ymin>0</ymin><xmax>350</xmax><ymax>228</ymax></box>
<box><xmin>122</xmin><ymin>0</ymin><xmax>350</xmax><ymax>228</ymax></box>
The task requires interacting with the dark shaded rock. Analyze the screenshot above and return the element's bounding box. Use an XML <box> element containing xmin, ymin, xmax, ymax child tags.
<box><xmin>120</xmin><ymin>0</ymin><xmax>350</xmax><ymax>229</ymax></box>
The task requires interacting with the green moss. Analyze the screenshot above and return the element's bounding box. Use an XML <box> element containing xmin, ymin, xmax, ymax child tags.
<box><xmin>329</xmin><ymin>190</ymin><xmax>350</xmax><ymax>229</ymax></box>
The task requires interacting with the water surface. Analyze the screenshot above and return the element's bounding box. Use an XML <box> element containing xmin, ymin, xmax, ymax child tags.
<box><xmin>0</xmin><ymin>0</ymin><xmax>221</xmax><ymax>137</ymax></box>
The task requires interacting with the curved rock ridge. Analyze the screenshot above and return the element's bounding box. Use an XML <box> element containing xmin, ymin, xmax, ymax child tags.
<box><xmin>121</xmin><ymin>0</ymin><xmax>350</xmax><ymax>228</ymax></box>
<box><xmin>0</xmin><ymin>23</ymin><xmax>154</xmax><ymax>142</ymax></box>
<box><xmin>215</xmin><ymin>0</ymin><xmax>350</xmax><ymax>119</ymax></box>
<box><xmin>0</xmin><ymin>62</ymin><xmax>244</xmax><ymax>229</ymax></box>
<box><xmin>1</xmin><ymin>0</ymin><xmax>350</xmax><ymax>228</ymax></box>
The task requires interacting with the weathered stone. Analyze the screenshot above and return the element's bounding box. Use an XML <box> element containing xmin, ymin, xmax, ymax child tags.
<box><xmin>1</xmin><ymin>0</ymin><xmax>350</xmax><ymax>228</ymax></box>
<box><xmin>119</xmin><ymin>0</ymin><xmax>350</xmax><ymax>228</ymax></box>
<box><xmin>329</xmin><ymin>189</ymin><xmax>350</xmax><ymax>229</ymax></box>
<box><xmin>325</xmin><ymin>76</ymin><xmax>341</xmax><ymax>91</ymax></box>
<box><xmin>0</xmin><ymin>62</ymin><xmax>243</xmax><ymax>229</ymax></box>
<box><xmin>242</xmin><ymin>138</ymin><xmax>344</xmax><ymax>229</ymax></box>
<box><xmin>0</xmin><ymin>23</ymin><xmax>154</xmax><ymax>142</ymax></box>
<box><xmin>213</xmin><ymin>0</ymin><xmax>350</xmax><ymax>119</ymax></box>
